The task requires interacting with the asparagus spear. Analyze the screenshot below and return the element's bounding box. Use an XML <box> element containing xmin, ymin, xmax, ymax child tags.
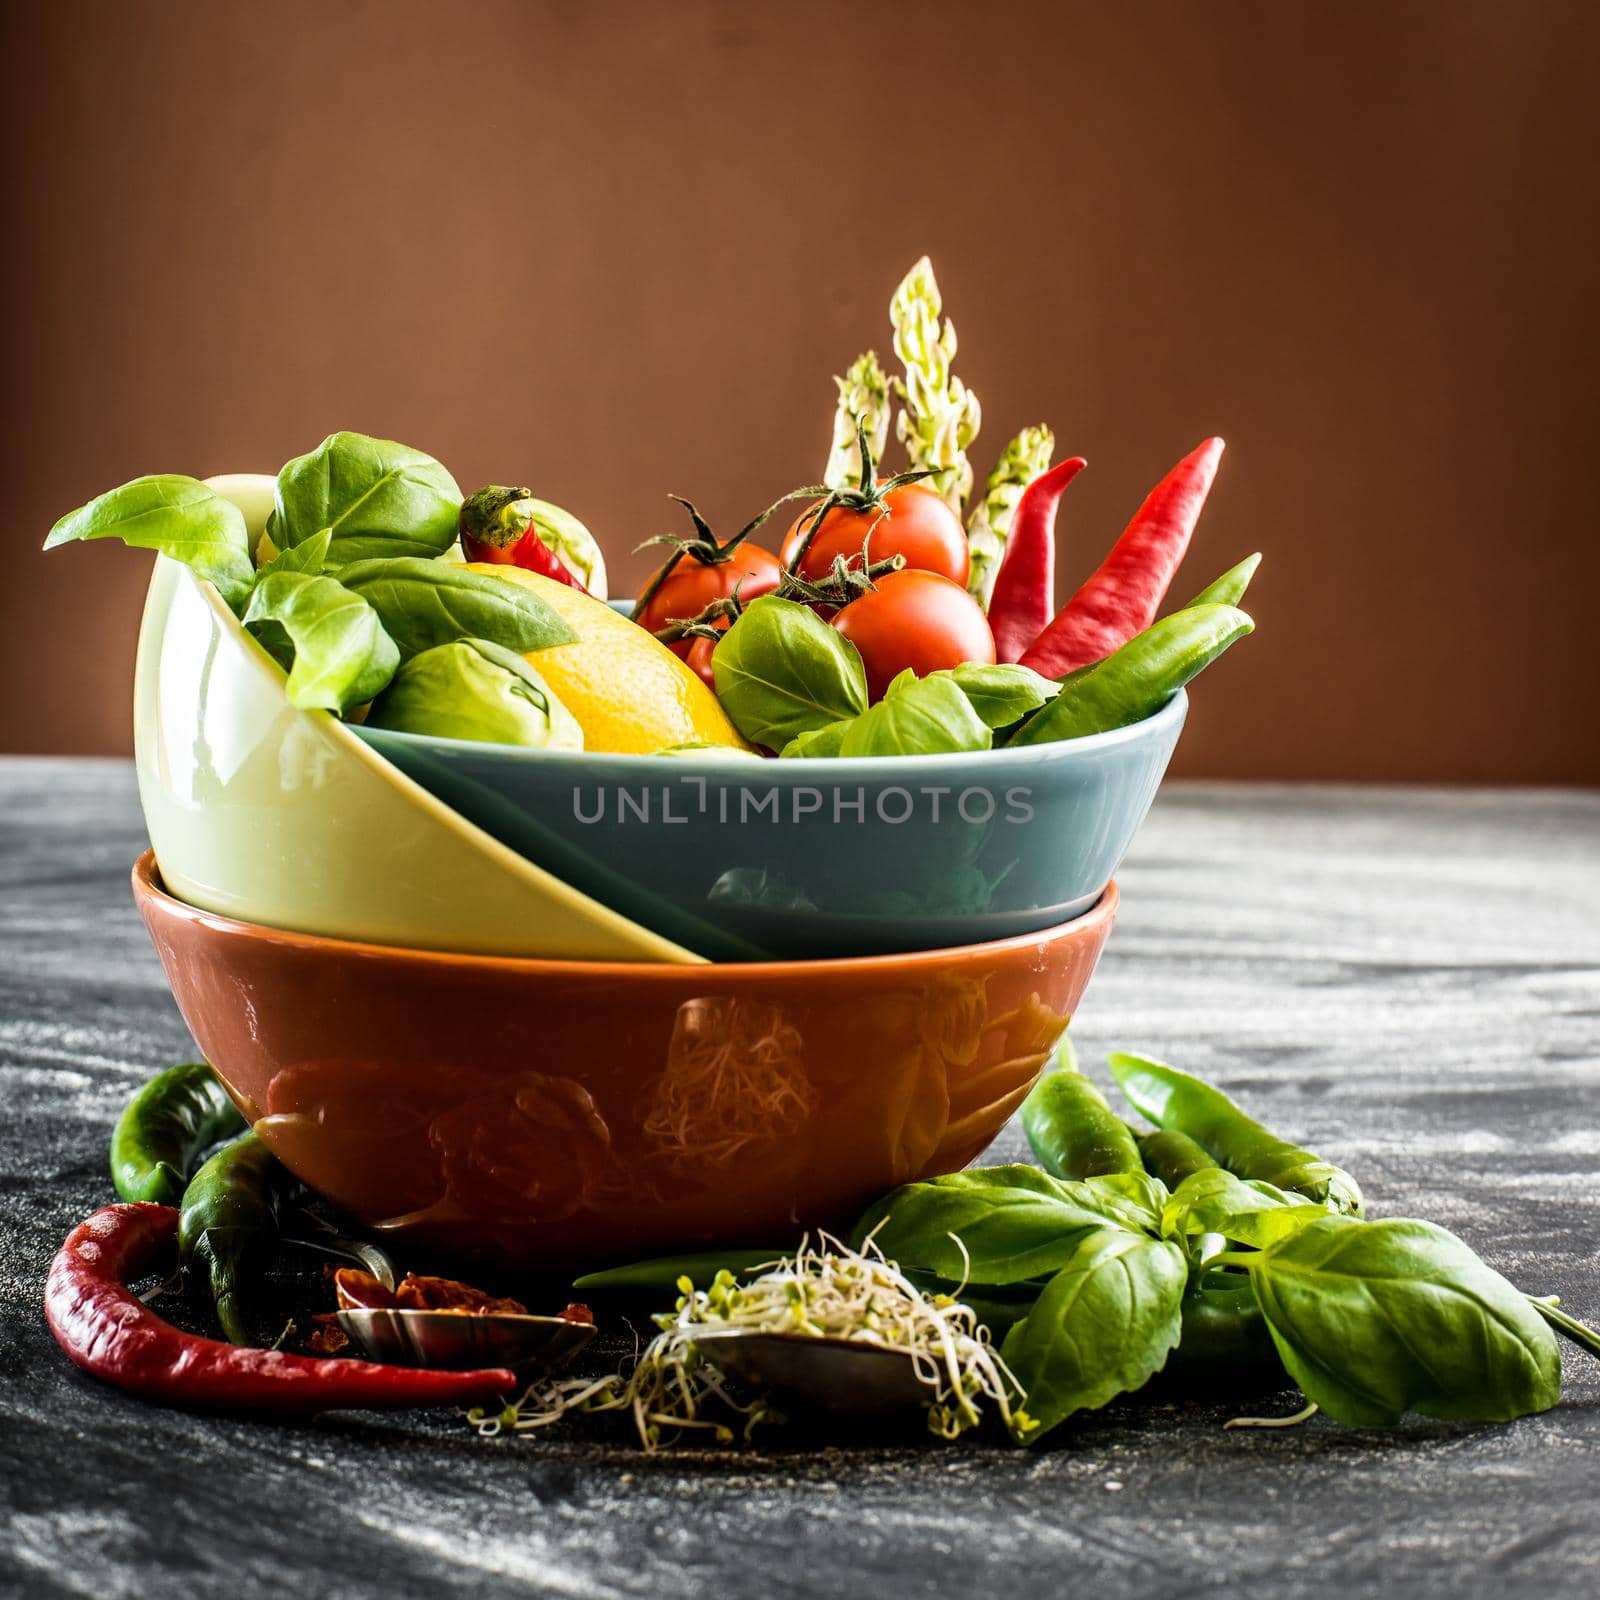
<box><xmin>823</xmin><ymin>351</ymin><xmax>891</xmax><ymax>490</ymax></box>
<box><xmin>889</xmin><ymin>256</ymin><xmax>981</xmax><ymax>514</ymax></box>
<box><xmin>965</xmin><ymin>424</ymin><xmax>1055</xmax><ymax>605</ymax></box>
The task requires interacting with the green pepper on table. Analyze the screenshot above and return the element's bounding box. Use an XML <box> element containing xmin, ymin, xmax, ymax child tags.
<box><xmin>1021</xmin><ymin>1038</ymin><xmax>1144</xmax><ymax>1179</ymax></box>
<box><xmin>110</xmin><ymin>1060</ymin><xmax>248</xmax><ymax>1207</ymax></box>
<box><xmin>178</xmin><ymin>1133</ymin><xmax>284</xmax><ymax>1345</ymax></box>
<box><xmin>1109</xmin><ymin>1052</ymin><xmax>1364</xmax><ymax>1215</ymax></box>
<box><xmin>1138</xmin><ymin>1127</ymin><xmax>1220</xmax><ymax>1190</ymax></box>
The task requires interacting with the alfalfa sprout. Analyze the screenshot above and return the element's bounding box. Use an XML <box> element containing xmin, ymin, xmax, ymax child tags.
<box><xmin>469</xmin><ymin>1232</ymin><xmax>1027</xmax><ymax>1450</ymax></box>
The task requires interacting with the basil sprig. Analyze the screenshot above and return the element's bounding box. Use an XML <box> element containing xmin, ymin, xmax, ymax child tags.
<box><xmin>1000</xmin><ymin>1230</ymin><xmax>1188</xmax><ymax>1438</ymax></box>
<box><xmin>853</xmin><ymin>1166</ymin><xmax>1157</xmax><ymax>1285</ymax></box>
<box><xmin>1244</xmin><ymin>1216</ymin><xmax>1561</xmax><ymax>1426</ymax></box>
<box><xmin>270</xmin><ymin>431</ymin><xmax>462</xmax><ymax>564</ymax></box>
<box><xmin>761</xmin><ymin>649</ymin><xmax>1062</xmax><ymax>755</ymax></box>
<box><xmin>242</xmin><ymin>571</ymin><xmax>399</xmax><ymax>716</ymax></box>
<box><xmin>256</xmin><ymin>527</ymin><xmax>332</xmax><ymax>579</ymax></box>
<box><xmin>711</xmin><ymin>595</ymin><xmax>867</xmax><ymax>750</ymax></box>
<box><xmin>336</xmin><ymin>557</ymin><xmax>576</xmax><ymax>660</ymax></box>
<box><xmin>837</xmin><ymin>670</ymin><xmax>991</xmax><ymax>757</ymax></box>
<box><xmin>842</xmin><ymin>1061</ymin><xmax>1573</xmax><ymax>1445</ymax></box>
<box><xmin>43</xmin><ymin>431</ymin><xmax>580</xmax><ymax>722</ymax></box>
<box><xmin>45</xmin><ymin>475</ymin><xmax>255</xmax><ymax>610</ymax></box>
<box><xmin>948</xmin><ymin>662</ymin><xmax>1058</xmax><ymax>730</ymax></box>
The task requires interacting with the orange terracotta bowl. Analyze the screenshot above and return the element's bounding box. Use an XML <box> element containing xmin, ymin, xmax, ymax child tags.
<box><xmin>133</xmin><ymin>851</ymin><xmax>1118</xmax><ymax>1270</ymax></box>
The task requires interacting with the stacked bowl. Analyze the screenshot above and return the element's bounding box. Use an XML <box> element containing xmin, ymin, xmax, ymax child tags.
<box><xmin>133</xmin><ymin>477</ymin><xmax>1182</xmax><ymax>1269</ymax></box>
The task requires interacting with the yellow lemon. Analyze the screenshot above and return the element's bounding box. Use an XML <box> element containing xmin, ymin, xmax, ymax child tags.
<box><xmin>464</xmin><ymin>564</ymin><xmax>754</xmax><ymax>755</ymax></box>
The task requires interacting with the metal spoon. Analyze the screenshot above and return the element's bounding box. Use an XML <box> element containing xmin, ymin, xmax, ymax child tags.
<box><xmin>335</xmin><ymin>1304</ymin><xmax>597</xmax><ymax>1376</ymax></box>
<box><xmin>283</xmin><ymin>1226</ymin><xmax>596</xmax><ymax>1376</ymax></box>
<box><xmin>282</xmin><ymin>1229</ymin><xmax>399</xmax><ymax>1290</ymax></box>
<box><xmin>689</xmin><ymin>1329</ymin><xmax>927</xmax><ymax>1412</ymax></box>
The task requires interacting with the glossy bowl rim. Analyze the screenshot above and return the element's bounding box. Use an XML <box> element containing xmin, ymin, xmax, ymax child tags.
<box><xmin>352</xmin><ymin>685</ymin><xmax>1187</xmax><ymax>772</ymax></box>
<box><xmin>133</xmin><ymin>848</ymin><xmax>1118</xmax><ymax>980</ymax></box>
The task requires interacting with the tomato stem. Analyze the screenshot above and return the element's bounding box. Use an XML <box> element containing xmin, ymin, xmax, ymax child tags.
<box><xmin>785</xmin><ymin>414</ymin><xmax>936</xmax><ymax>574</ymax></box>
<box><xmin>651</xmin><ymin>554</ymin><xmax>905</xmax><ymax>642</ymax></box>
<box><xmin>634</xmin><ymin>490</ymin><xmax>810</xmax><ymax>616</ymax></box>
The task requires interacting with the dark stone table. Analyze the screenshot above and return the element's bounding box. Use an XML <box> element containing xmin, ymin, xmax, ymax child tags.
<box><xmin>3</xmin><ymin>760</ymin><xmax>1597</xmax><ymax>1598</ymax></box>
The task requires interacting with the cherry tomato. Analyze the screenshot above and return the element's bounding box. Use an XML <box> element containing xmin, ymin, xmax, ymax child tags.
<box><xmin>781</xmin><ymin>483</ymin><xmax>969</xmax><ymax>588</ymax></box>
<box><xmin>634</xmin><ymin>545</ymin><xmax>784</xmax><ymax>657</ymax></box>
<box><xmin>832</xmin><ymin>569</ymin><xmax>996</xmax><ymax>701</ymax></box>
<box><xmin>684</xmin><ymin>632</ymin><xmax>719</xmax><ymax>688</ymax></box>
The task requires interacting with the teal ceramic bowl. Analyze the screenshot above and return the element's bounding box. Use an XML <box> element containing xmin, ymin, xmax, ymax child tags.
<box><xmin>352</xmin><ymin>687</ymin><xmax>1185</xmax><ymax>961</ymax></box>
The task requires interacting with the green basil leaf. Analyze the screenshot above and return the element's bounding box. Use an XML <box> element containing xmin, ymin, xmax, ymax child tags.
<box><xmin>711</xmin><ymin>595</ymin><xmax>868</xmax><ymax>749</ymax></box>
<box><xmin>366</xmin><ymin>638</ymin><xmax>583</xmax><ymax>749</ymax></box>
<box><xmin>1001</xmin><ymin>1229</ymin><xmax>1188</xmax><ymax>1442</ymax></box>
<box><xmin>44</xmin><ymin>474</ymin><xmax>254</xmax><ymax>610</ymax></box>
<box><xmin>1161</xmin><ymin>1168</ymin><xmax>1321</xmax><ymax>1250</ymax></box>
<box><xmin>780</xmin><ymin>720</ymin><xmax>852</xmax><ymax>759</ymax></box>
<box><xmin>921</xmin><ymin>1165</ymin><xmax>1164</xmax><ymax>1232</ymax></box>
<box><xmin>271</xmin><ymin>432</ymin><xmax>461</xmax><ymax>564</ymax></box>
<box><xmin>904</xmin><ymin>1164</ymin><xmax>1113</xmax><ymax>1208</ymax></box>
<box><xmin>921</xmin><ymin>1164</ymin><xmax>1078</xmax><ymax>1196</ymax></box>
<box><xmin>852</xmin><ymin>1180</ymin><xmax>1137</xmax><ymax>1287</ymax></box>
<box><xmin>852</xmin><ymin>1164</ymin><xmax>1161</xmax><ymax>1270</ymax></box>
<box><xmin>242</xmin><ymin>570</ymin><xmax>399</xmax><ymax>715</ymax></box>
<box><xmin>944</xmin><ymin>662</ymin><xmax>1059</xmax><ymax>729</ymax></box>
<box><xmin>836</xmin><ymin>671</ymin><xmax>992</xmax><ymax>757</ymax></box>
<box><xmin>1250</xmin><ymin>1216</ymin><xmax>1563</xmax><ymax>1426</ymax></box>
<box><xmin>1080</xmin><ymin>1171</ymin><xmax>1170</xmax><ymax>1233</ymax></box>
<box><xmin>334</xmin><ymin>557</ymin><xmax>576</xmax><ymax>660</ymax></box>
<box><xmin>256</xmin><ymin>527</ymin><xmax>332</xmax><ymax>578</ymax></box>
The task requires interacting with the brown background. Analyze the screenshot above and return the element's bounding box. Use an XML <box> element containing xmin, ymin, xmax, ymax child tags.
<box><xmin>5</xmin><ymin>0</ymin><xmax>1597</xmax><ymax>781</ymax></box>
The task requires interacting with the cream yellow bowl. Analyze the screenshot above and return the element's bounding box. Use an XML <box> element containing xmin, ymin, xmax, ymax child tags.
<box><xmin>132</xmin><ymin>474</ymin><xmax>703</xmax><ymax>964</ymax></box>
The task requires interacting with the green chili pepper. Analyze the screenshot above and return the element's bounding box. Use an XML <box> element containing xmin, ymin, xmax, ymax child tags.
<box><xmin>110</xmin><ymin>1061</ymin><xmax>248</xmax><ymax>1207</ymax></box>
<box><xmin>572</xmin><ymin>1249</ymin><xmax>785</xmax><ymax>1294</ymax></box>
<box><xmin>1138</xmin><ymin>1128</ymin><xmax>1220</xmax><ymax>1190</ymax></box>
<box><xmin>1182</xmin><ymin>552</ymin><xmax>1261</xmax><ymax>610</ymax></box>
<box><xmin>1022</xmin><ymin>1042</ymin><xmax>1144</xmax><ymax>1179</ymax></box>
<box><xmin>1150</xmin><ymin>1277</ymin><xmax>1287</xmax><ymax>1398</ymax></box>
<box><xmin>1108</xmin><ymin>1052</ymin><xmax>1364</xmax><ymax>1216</ymax></box>
<box><xmin>177</xmin><ymin>1133</ymin><xmax>283</xmax><ymax>1345</ymax></box>
<box><xmin>1009</xmin><ymin>603</ymin><xmax>1253</xmax><ymax>746</ymax></box>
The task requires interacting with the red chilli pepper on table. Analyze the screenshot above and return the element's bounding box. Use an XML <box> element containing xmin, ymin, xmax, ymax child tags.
<box><xmin>1019</xmin><ymin>437</ymin><xmax>1225</xmax><ymax>678</ymax></box>
<box><xmin>44</xmin><ymin>1204</ymin><xmax>516</xmax><ymax>1414</ymax></box>
<box><xmin>985</xmin><ymin>456</ymin><xmax>1088</xmax><ymax>664</ymax></box>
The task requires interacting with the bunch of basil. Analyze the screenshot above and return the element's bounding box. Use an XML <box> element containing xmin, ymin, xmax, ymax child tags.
<box><xmin>854</xmin><ymin>1159</ymin><xmax>1567</xmax><ymax>1444</ymax></box>
<box><xmin>45</xmin><ymin>432</ymin><xmax>581</xmax><ymax>745</ymax></box>
<box><xmin>713</xmin><ymin>594</ymin><xmax>1061</xmax><ymax>756</ymax></box>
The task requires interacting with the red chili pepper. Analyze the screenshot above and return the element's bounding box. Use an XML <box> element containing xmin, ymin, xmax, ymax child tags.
<box><xmin>459</xmin><ymin>485</ymin><xmax>587</xmax><ymax>590</ymax></box>
<box><xmin>45</xmin><ymin>1204</ymin><xmax>516</xmax><ymax>1414</ymax></box>
<box><xmin>1019</xmin><ymin>438</ymin><xmax>1225</xmax><ymax>677</ymax></box>
<box><xmin>985</xmin><ymin>456</ymin><xmax>1087</xmax><ymax>663</ymax></box>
